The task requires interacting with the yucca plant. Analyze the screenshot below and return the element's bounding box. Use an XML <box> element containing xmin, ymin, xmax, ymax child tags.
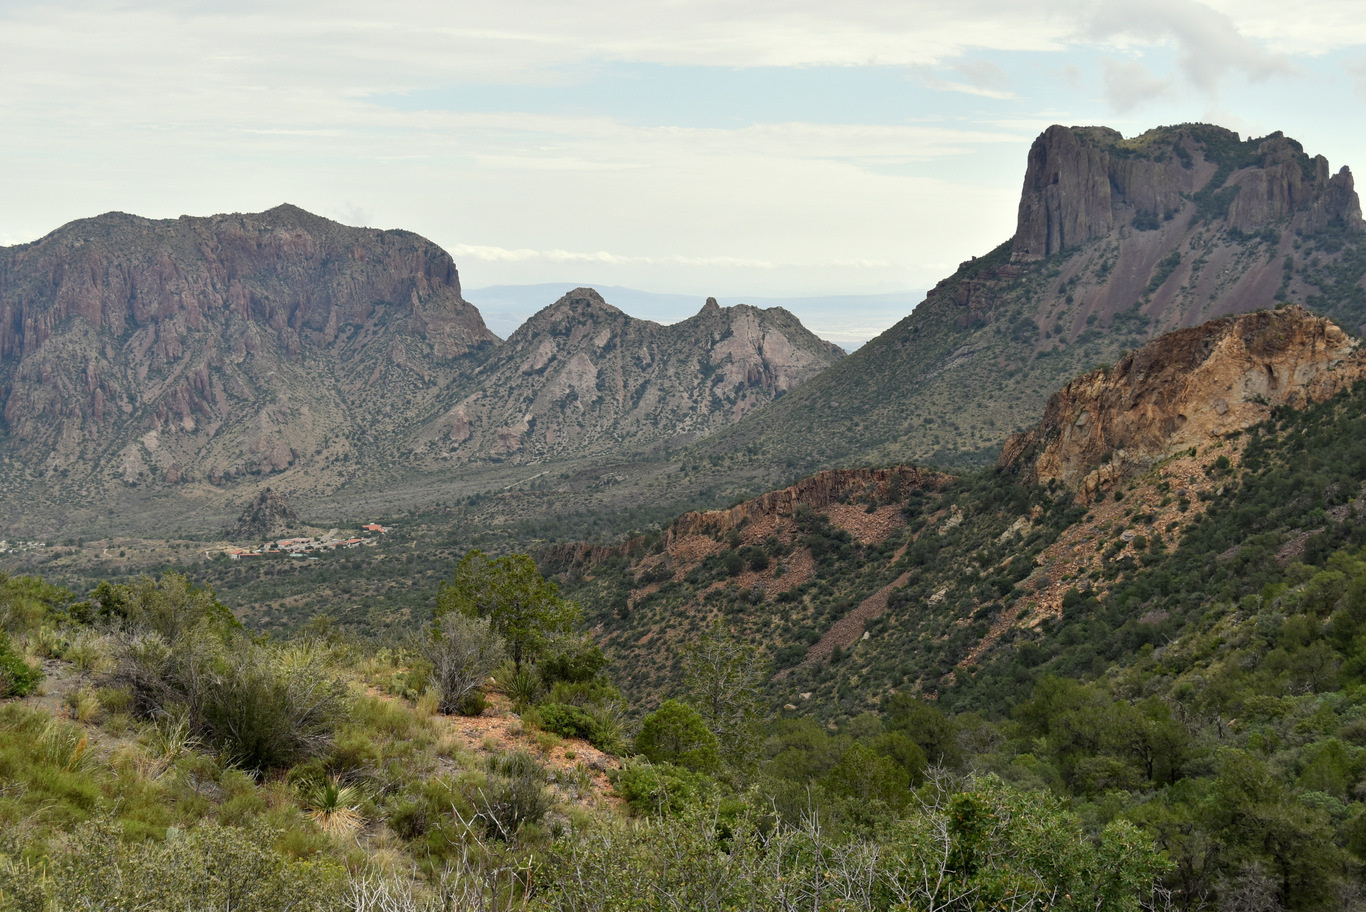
<box><xmin>499</xmin><ymin>664</ymin><xmax>542</xmax><ymax>712</ymax></box>
<box><xmin>303</xmin><ymin>776</ymin><xmax>365</xmax><ymax>837</ymax></box>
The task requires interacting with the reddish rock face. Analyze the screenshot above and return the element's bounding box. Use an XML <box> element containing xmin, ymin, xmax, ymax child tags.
<box><xmin>999</xmin><ymin>306</ymin><xmax>1366</xmax><ymax>500</ymax></box>
<box><xmin>666</xmin><ymin>466</ymin><xmax>946</xmax><ymax>542</ymax></box>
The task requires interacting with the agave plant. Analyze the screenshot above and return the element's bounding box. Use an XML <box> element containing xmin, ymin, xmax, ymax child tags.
<box><xmin>302</xmin><ymin>776</ymin><xmax>365</xmax><ymax>837</ymax></box>
<box><xmin>499</xmin><ymin>665</ymin><xmax>542</xmax><ymax>712</ymax></box>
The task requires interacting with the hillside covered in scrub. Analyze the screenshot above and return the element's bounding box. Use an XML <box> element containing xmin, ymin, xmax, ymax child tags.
<box><xmin>0</xmin><ymin>564</ymin><xmax>1166</xmax><ymax>911</ymax></box>
<box><xmin>8</xmin><ymin>117</ymin><xmax>1366</xmax><ymax>911</ymax></box>
<box><xmin>541</xmin><ymin>305</ymin><xmax>1366</xmax><ymax>910</ymax></box>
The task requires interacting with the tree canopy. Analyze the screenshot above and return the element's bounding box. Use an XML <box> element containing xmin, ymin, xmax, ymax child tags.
<box><xmin>436</xmin><ymin>550</ymin><xmax>580</xmax><ymax>671</ymax></box>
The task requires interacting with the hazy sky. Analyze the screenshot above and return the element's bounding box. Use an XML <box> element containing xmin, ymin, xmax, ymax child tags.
<box><xmin>3</xmin><ymin>1</ymin><xmax>1365</xmax><ymax>331</ymax></box>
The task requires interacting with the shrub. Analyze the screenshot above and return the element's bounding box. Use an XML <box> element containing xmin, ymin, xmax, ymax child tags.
<box><xmin>103</xmin><ymin>627</ymin><xmax>347</xmax><ymax>772</ymax></box>
<box><xmin>80</xmin><ymin>574</ymin><xmax>238</xmax><ymax>641</ymax></box>
<box><xmin>200</xmin><ymin>642</ymin><xmax>349</xmax><ymax>770</ymax></box>
<box><xmin>635</xmin><ymin>700</ymin><xmax>721</xmax><ymax>773</ymax></box>
<box><xmin>420</xmin><ymin>612</ymin><xmax>505</xmax><ymax>716</ymax></box>
<box><xmin>474</xmin><ymin>751</ymin><xmax>549</xmax><ymax>840</ymax></box>
<box><xmin>301</xmin><ymin>776</ymin><xmax>365</xmax><ymax>837</ymax></box>
<box><xmin>0</xmin><ymin>573</ymin><xmax>68</xmax><ymax>636</ymax></box>
<box><xmin>535</xmin><ymin>702</ymin><xmax>599</xmax><ymax>743</ymax></box>
<box><xmin>33</xmin><ymin>818</ymin><xmax>346</xmax><ymax>911</ymax></box>
<box><xmin>611</xmin><ymin>760</ymin><xmax>711</xmax><ymax>817</ymax></box>
<box><xmin>539</xmin><ymin>641</ymin><xmax>609</xmax><ymax>686</ymax></box>
<box><xmin>499</xmin><ymin>662</ymin><xmax>543</xmax><ymax>711</ymax></box>
<box><xmin>0</xmin><ymin>632</ymin><xmax>41</xmax><ymax>698</ymax></box>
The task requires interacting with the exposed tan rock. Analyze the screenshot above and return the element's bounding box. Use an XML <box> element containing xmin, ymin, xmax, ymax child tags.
<box><xmin>999</xmin><ymin>306</ymin><xmax>1366</xmax><ymax>499</ymax></box>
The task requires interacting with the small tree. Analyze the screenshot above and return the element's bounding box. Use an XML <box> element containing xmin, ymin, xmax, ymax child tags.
<box><xmin>437</xmin><ymin>551</ymin><xmax>579</xmax><ymax>672</ymax></box>
<box><xmin>636</xmin><ymin>699</ymin><xmax>721</xmax><ymax>773</ymax></box>
<box><xmin>421</xmin><ymin>612</ymin><xmax>505</xmax><ymax>715</ymax></box>
<box><xmin>683</xmin><ymin>622</ymin><xmax>768</xmax><ymax>771</ymax></box>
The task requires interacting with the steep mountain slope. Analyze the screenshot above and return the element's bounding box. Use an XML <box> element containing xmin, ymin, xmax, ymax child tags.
<box><xmin>0</xmin><ymin>204</ymin><xmax>495</xmax><ymax>498</ymax></box>
<box><xmin>551</xmin><ymin>306</ymin><xmax>1366</xmax><ymax>714</ymax></box>
<box><xmin>416</xmin><ymin>289</ymin><xmax>845</xmax><ymax>464</ymax></box>
<box><xmin>692</xmin><ymin>124</ymin><xmax>1366</xmax><ymax>478</ymax></box>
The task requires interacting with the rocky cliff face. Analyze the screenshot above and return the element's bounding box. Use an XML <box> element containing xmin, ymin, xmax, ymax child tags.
<box><xmin>0</xmin><ymin>208</ymin><xmax>848</xmax><ymax>536</ymax></box>
<box><xmin>0</xmin><ymin>204</ymin><xmax>495</xmax><ymax>495</ymax></box>
<box><xmin>999</xmin><ymin>306</ymin><xmax>1366</xmax><ymax>499</ymax></box>
<box><xmin>1012</xmin><ymin>125</ymin><xmax>1362</xmax><ymax>260</ymax></box>
<box><xmin>417</xmin><ymin>289</ymin><xmax>845</xmax><ymax>463</ymax></box>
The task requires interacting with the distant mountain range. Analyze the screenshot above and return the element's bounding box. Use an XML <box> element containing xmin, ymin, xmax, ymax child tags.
<box><xmin>2</xmin><ymin>121</ymin><xmax>1363</xmax><ymax>541</ymax></box>
<box><xmin>0</xmin><ymin>209</ymin><xmax>844</xmax><ymax>535</ymax></box>
<box><xmin>463</xmin><ymin>284</ymin><xmax>927</xmax><ymax>349</ymax></box>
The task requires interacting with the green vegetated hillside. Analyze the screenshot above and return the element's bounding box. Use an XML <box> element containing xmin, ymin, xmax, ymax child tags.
<box><xmin>6</xmin><ymin>312</ymin><xmax>1366</xmax><ymax>909</ymax></box>
<box><xmin>540</xmin><ymin>309</ymin><xmax>1366</xmax><ymax>910</ymax></box>
<box><xmin>0</xmin><ymin>558</ymin><xmax>1171</xmax><ymax>911</ymax></box>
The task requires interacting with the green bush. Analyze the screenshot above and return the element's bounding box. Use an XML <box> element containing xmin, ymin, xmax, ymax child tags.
<box><xmin>611</xmin><ymin>759</ymin><xmax>712</xmax><ymax>817</ymax></box>
<box><xmin>420</xmin><ymin>611</ymin><xmax>504</xmax><ymax>715</ymax></box>
<box><xmin>476</xmin><ymin>751</ymin><xmax>549</xmax><ymax>840</ymax></box>
<box><xmin>14</xmin><ymin>818</ymin><xmax>346</xmax><ymax>911</ymax></box>
<box><xmin>535</xmin><ymin>701</ymin><xmax>599</xmax><ymax>742</ymax></box>
<box><xmin>104</xmin><ymin>629</ymin><xmax>347</xmax><ymax>772</ymax></box>
<box><xmin>0</xmin><ymin>632</ymin><xmax>41</xmax><ymax>698</ymax></box>
<box><xmin>635</xmin><ymin>700</ymin><xmax>721</xmax><ymax>773</ymax></box>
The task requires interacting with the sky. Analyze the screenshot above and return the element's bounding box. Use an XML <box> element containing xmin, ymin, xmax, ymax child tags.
<box><xmin>3</xmin><ymin>1</ymin><xmax>1366</xmax><ymax>343</ymax></box>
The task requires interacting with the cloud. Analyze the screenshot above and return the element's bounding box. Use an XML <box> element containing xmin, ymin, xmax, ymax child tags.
<box><xmin>1101</xmin><ymin>58</ymin><xmax>1174</xmax><ymax>112</ymax></box>
<box><xmin>953</xmin><ymin>59</ymin><xmax>1014</xmax><ymax>94</ymax></box>
<box><xmin>1200</xmin><ymin>0</ymin><xmax>1366</xmax><ymax>55</ymax></box>
<box><xmin>1088</xmin><ymin>0</ymin><xmax>1293</xmax><ymax>93</ymax></box>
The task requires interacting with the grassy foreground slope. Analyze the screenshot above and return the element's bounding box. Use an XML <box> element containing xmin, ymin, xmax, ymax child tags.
<box><xmin>0</xmin><ymin>566</ymin><xmax>1168</xmax><ymax>912</ymax></box>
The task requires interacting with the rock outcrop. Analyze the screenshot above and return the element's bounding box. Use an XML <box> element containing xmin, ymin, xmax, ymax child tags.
<box><xmin>691</xmin><ymin>122</ymin><xmax>1366</xmax><ymax>479</ymax></box>
<box><xmin>665</xmin><ymin>466</ymin><xmax>945</xmax><ymax>541</ymax></box>
<box><xmin>232</xmin><ymin>488</ymin><xmax>302</xmax><ymax>541</ymax></box>
<box><xmin>1012</xmin><ymin>126</ymin><xmax>1362</xmax><ymax>261</ymax></box>
<box><xmin>999</xmin><ymin>306</ymin><xmax>1366</xmax><ymax>499</ymax></box>
<box><xmin>540</xmin><ymin>466</ymin><xmax>945</xmax><ymax>576</ymax></box>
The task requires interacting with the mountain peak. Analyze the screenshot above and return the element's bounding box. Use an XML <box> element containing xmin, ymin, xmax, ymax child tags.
<box><xmin>556</xmin><ymin>287</ymin><xmax>616</xmax><ymax>308</ymax></box>
<box><xmin>515</xmin><ymin>288</ymin><xmax>628</xmax><ymax>333</ymax></box>
<box><xmin>1012</xmin><ymin>123</ymin><xmax>1364</xmax><ymax>262</ymax></box>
